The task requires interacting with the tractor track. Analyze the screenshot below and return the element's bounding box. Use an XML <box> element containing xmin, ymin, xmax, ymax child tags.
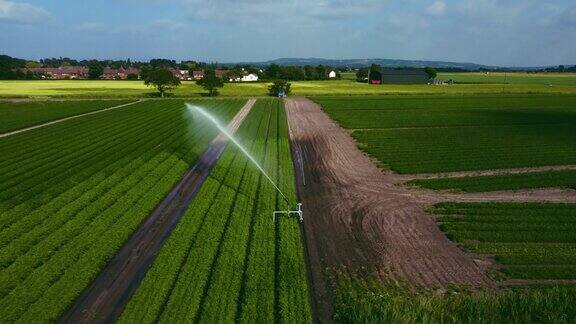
<box><xmin>59</xmin><ymin>99</ymin><xmax>255</xmax><ymax>324</ymax></box>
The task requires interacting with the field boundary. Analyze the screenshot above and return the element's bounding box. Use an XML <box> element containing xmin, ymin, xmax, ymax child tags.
<box><xmin>59</xmin><ymin>99</ymin><xmax>255</xmax><ymax>323</ymax></box>
<box><xmin>0</xmin><ymin>100</ymin><xmax>143</xmax><ymax>138</ymax></box>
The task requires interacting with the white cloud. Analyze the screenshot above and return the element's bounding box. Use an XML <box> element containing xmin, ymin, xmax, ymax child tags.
<box><xmin>427</xmin><ymin>1</ymin><xmax>446</xmax><ymax>16</ymax></box>
<box><xmin>0</xmin><ymin>0</ymin><xmax>50</xmax><ymax>24</ymax></box>
<box><xmin>182</xmin><ymin>0</ymin><xmax>387</xmax><ymax>23</ymax></box>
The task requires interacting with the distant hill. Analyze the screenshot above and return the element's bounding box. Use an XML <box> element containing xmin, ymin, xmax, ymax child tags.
<box><xmin>227</xmin><ymin>58</ymin><xmax>495</xmax><ymax>70</ymax></box>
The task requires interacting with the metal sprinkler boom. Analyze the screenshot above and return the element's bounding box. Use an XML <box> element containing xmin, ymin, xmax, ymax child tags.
<box><xmin>273</xmin><ymin>203</ymin><xmax>303</xmax><ymax>223</ymax></box>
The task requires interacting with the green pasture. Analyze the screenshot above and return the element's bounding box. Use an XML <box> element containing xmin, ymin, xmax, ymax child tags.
<box><xmin>440</xmin><ymin>72</ymin><xmax>576</xmax><ymax>86</ymax></box>
<box><xmin>1</xmin><ymin>74</ymin><xmax>576</xmax><ymax>98</ymax></box>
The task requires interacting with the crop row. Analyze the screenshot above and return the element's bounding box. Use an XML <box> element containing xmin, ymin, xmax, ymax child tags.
<box><xmin>432</xmin><ymin>202</ymin><xmax>576</xmax><ymax>280</ymax></box>
<box><xmin>409</xmin><ymin>170</ymin><xmax>576</xmax><ymax>192</ymax></box>
<box><xmin>119</xmin><ymin>99</ymin><xmax>311</xmax><ymax>323</ymax></box>
<box><xmin>0</xmin><ymin>99</ymin><xmax>244</xmax><ymax>322</ymax></box>
<box><xmin>334</xmin><ymin>274</ymin><xmax>576</xmax><ymax>323</ymax></box>
<box><xmin>315</xmin><ymin>94</ymin><xmax>576</xmax><ymax>129</ymax></box>
<box><xmin>352</xmin><ymin>123</ymin><xmax>576</xmax><ymax>173</ymax></box>
<box><xmin>0</xmin><ymin>99</ymin><xmax>134</xmax><ymax>133</ymax></box>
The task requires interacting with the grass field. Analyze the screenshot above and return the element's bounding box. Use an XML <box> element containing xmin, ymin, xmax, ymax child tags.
<box><xmin>440</xmin><ymin>72</ymin><xmax>576</xmax><ymax>86</ymax></box>
<box><xmin>409</xmin><ymin>170</ymin><xmax>576</xmax><ymax>192</ymax></box>
<box><xmin>120</xmin><ymin>99</ymin><xmax>311</xmax><ymax>323</ymax></box>
<box><xmin>334</xmin><ymin>275</ymin><xmax>576</xmax><ymax>323</ymax></box>
<box><xmin>317</xmin><ymin>94</ymin><xmax>576</xmax><ymax>173</ymax></box>
<box><xmin>433</xmin><ymin>202</ymin><xmax>576</xmax><ymax>280</ymax></box>
<box><xmin>0</xmin><ymin>99</ymin><xmax>245</xmax><ymax>321</ymax></box>
<box><xmin>1</xmin><ymin>75</ymin><xmax>576</xmax><ymax>98</ymax></box>
<box><xmin>0</xmin><ymin>99</ymin><xmax>133</xmax><ymax>133</ymax></box>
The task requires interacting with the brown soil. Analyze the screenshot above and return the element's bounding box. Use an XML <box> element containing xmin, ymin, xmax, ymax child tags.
<box><xmin>397</xmin><ymin>165</ymin><xmax>576</xmax><ymax>181</ymax></box>
<box><xmin>285</xmin><ymin>98</ymin><xmax>493</xmax><ymax>322</ymax></box>
<box><xmin>415</xmin><ymin>188</ymin><xmax>576</xmax><ymax>204</ymax></box>
<box><xmin>60</xmin><ymin>99</ymin><xmax>255</xmax><ymax>324</ymax></box>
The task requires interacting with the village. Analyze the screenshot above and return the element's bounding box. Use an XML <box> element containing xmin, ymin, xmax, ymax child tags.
<box><xmin>18</xmin><ymin>66</ymin><xmax>265</xmax><ymax>82</ymax></box>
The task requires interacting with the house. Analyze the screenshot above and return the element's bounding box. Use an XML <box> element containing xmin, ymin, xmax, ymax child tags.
<box><xmin>215</xmin><ymin>69</ymin><xmax>227</xmax><ymax>78</ymax></box>
<box><xmin>241</xmin><ymin>73</ymin><xmax>259</xmax><ymax>82</ymax></box>
<box><xmin>101</xmin><ymin>67</ymin><xmax>141</xmax><ymax>80</ymax></box>
<box><xmin>23</xmin><ymin>66</ymin><xmax>88</xmax><ymax>79</ymax></box>
<box><xmin>327</xmin><ymin>70</ymin><xmax>337</xmax><ymax>78</ymax></box>
<box><xmin>192</xmin><ymin>70</ymin><xmax>204</xmax><ymax>80</ymax></box>
<box><xmin>169</xmin><ymin>69</ymin><xmax>192</xmax><ymax>81</ymax></box>
<box><xmin>369</xmin><ymin>68</ymin><xmax>430</xmax><ymax>84</ymax></box>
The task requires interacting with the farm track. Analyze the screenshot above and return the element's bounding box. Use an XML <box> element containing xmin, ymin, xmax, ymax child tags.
<box><xmin>60</xmin><ymin>99</ymin><xmax>255</xmax><ymax>324</ymax></box>
<box><xmin>285</xmin><ymin>98</ymin><xmax>492</xmax><ymax>322</ymax></box>
<box><xmin>0</xmin><ymin>100</ymin><xmax>143</xmax><ymax>138</ymax></box>
<box><xmin>396</xmin><ymin>164</ymin><xmax>576</xmax><ymax>181</ymax></box>
<box><xmin>414</xmin><ymin>187</ymin><xmax>576</xmax><ymax>204</ymax></box>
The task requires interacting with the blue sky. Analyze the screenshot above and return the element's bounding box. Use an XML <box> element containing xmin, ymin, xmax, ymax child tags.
<box><xmin>0</xmin><ymin>0</ymin><xmax>574</xmax><ymax>66</ymax></box>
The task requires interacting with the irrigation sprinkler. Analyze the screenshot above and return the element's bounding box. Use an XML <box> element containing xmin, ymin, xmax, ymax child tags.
<box><xmin>273</xmin><ymin>203</ymin><xmax>303</xmax><ymax>223</ymax></box>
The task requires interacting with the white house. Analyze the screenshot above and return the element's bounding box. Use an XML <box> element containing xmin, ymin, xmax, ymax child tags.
<box><xmin>328</xmin><ymin>70</ymin><xmax>337</xmax><ymax>78</ymax></box>
<box><xmin>241</xmin><ymin>73</ymin><xmax>259</xmax><ymax>82</ymax></box>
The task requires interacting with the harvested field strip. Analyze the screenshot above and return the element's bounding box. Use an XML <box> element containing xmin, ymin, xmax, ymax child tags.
<box><xmin>408</xmin><ymin>170</ymin><xmax>576</xmax><ymax>192</ymax></box>
<box><xmin>433</xmin><ymin>202</ymin><xmax>576</xmax><ymax>280</ymax></box>
<box><xmin>0</xmin><ymin>99</ymin><xmax>244</xmax><ymax>322</ymax></box>
<box><xmin>353</xmin><ymin>124</ymin><xmax>576</xmax><ymax>173</ymax></box>
<box><xmin>120</xmin><ymin>99</ymin><xmax>311</xmax><ymax>323</ymax></box>
<box><xmin>0</xmin><ymin>99</ymin><xmax>134</xmax><ymax>133</ymax></box>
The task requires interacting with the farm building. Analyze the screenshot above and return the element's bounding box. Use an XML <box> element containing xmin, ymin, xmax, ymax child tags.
<box><xmin>369</xmin><ymin>68</ymin><xmax>430</xmax><ymax>84</ymax></box>
<box><xmin>241</xmin><ymin>73</ymin><xmax>259</xmax><ymax>82</ymax></box>
<box><xmin>328</xmin><ymin>70</ymin><xmax>337</xmax><ymax>78</ymax></box>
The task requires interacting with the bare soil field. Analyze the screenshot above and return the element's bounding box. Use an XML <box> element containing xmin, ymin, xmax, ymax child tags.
<box><xmin>285</xmin><ymin>98</ymin><xmax>489</xmax><ymax>320</ymax></box>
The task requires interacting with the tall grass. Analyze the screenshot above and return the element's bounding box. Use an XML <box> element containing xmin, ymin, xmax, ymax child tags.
<box><xmin>334</xmin><ymin>275</ymin><xmax>576</xmax><ymax>323</ymax></box>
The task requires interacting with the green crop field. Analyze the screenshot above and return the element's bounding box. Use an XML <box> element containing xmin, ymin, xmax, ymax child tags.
<box><xmin>433</xmin><ymin>202</ymin><xmax>576</xmax><ymax>280</ymax></box>
<box><xmin>316</xmin><ymin>94</ymin><xmax>576</xmax><ymax>173</ymax></box>
<box><xmin>0</xmin><ymin>99</ymin><xmax>133</xmax><ymax>133</ymax></box>
<box><xmin>120</xmin><ymin>99</ymin><xmax>311</xmax><ymax>323</ymax></box>
<box><xmin>409</xmin><ymin>170</ymin><xmax>576</xmax><ymax>192</ymax></box>
<box><xmin>0</xmin><ymin>99</ymin><xmax>245</xmax><ymax>322</ymax></box>
<box><xmin>440</xmin><ymin>72</ymin><xmax>576</xmax><ymax>86</ymax></box>
<box><xmin>334</xmin><ymin>275</ymin><xmax>576</xmax><ymax>323</ymax></box>
<box><xmin>1</xmin><ymin>77</ymin><xmax>576</xmax><ymax>99</ymax></box>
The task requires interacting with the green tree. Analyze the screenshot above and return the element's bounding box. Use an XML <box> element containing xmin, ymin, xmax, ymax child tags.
<box><xmin>196</xmin><ymin>69</ymin><xmax>224</xmax><ymax>96</ymax></box>
<box><xmin>268</xmin><ymin>80</ymin><xmax>291</xmax><ymax>97</ymax></box>
<box><xmin>143</xmin><ymin>67</ymin><xmax>181</xmax><ymax>97</ymax></box>
<box><xmin>356</xmin><ymin>68</ymin><xmax>369</xmax><ymax>82</ymax></box>
<box><xmin>88</xmin><ymin>61</ymin><xmax>104</xmax><ymax>79</ymax></box>
<box><xmin>424</xmin><ymin>66</ymin><xmax>437</xmax><ymax>79</ymax></box>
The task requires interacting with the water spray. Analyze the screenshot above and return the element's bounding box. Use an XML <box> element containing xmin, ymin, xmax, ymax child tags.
<box><xmin>185</xmin><ymin>103</ymin><xmax>303</xmax><ymax>223</ymax></box>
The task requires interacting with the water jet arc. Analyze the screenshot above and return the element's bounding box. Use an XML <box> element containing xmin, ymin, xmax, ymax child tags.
<box><xmin>185</xmin><ymin>103</ymin><xmax>291</xmax><ymax>205</ymax></box>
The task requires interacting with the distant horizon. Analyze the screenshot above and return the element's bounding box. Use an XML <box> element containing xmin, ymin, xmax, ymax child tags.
<box><xmin>2</xmin><ymin>53</ymin><xmax>574</xmax><ymax>70</ymax></box>
<box><xmin>1</xmin><ymin>1</ymin><xmax>575</xmax><ymax>67</ymax></box>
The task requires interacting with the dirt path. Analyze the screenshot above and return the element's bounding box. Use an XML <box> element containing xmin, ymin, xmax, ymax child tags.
<box><xmin>414</xmin><ymin>187</ymin><xmax>576</xmax><ymax>204</ymax></box>
<box><xmin>60</xmin><ymin>99</ymin><xmax>255</xmax><ymax>324</ymax></box>
<box><xmin>285</xmin><ymin>98</ymin><xmax>491</xmax><ymax>322</ymax></box>
<box><xmin>397</xmin><ymin>165</ymin><xmax>576</xmax><ymax>181</ymax></box>
<box><xmin>0</xmin><ymin>100</ymin><xmax>144</xmax><ymax>139</ymax></box>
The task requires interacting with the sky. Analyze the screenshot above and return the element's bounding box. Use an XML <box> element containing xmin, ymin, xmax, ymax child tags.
<box><xmin>0</xmin><ymin>0</ymin><xmax>575</xmax><ymax>67</ymax></box>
